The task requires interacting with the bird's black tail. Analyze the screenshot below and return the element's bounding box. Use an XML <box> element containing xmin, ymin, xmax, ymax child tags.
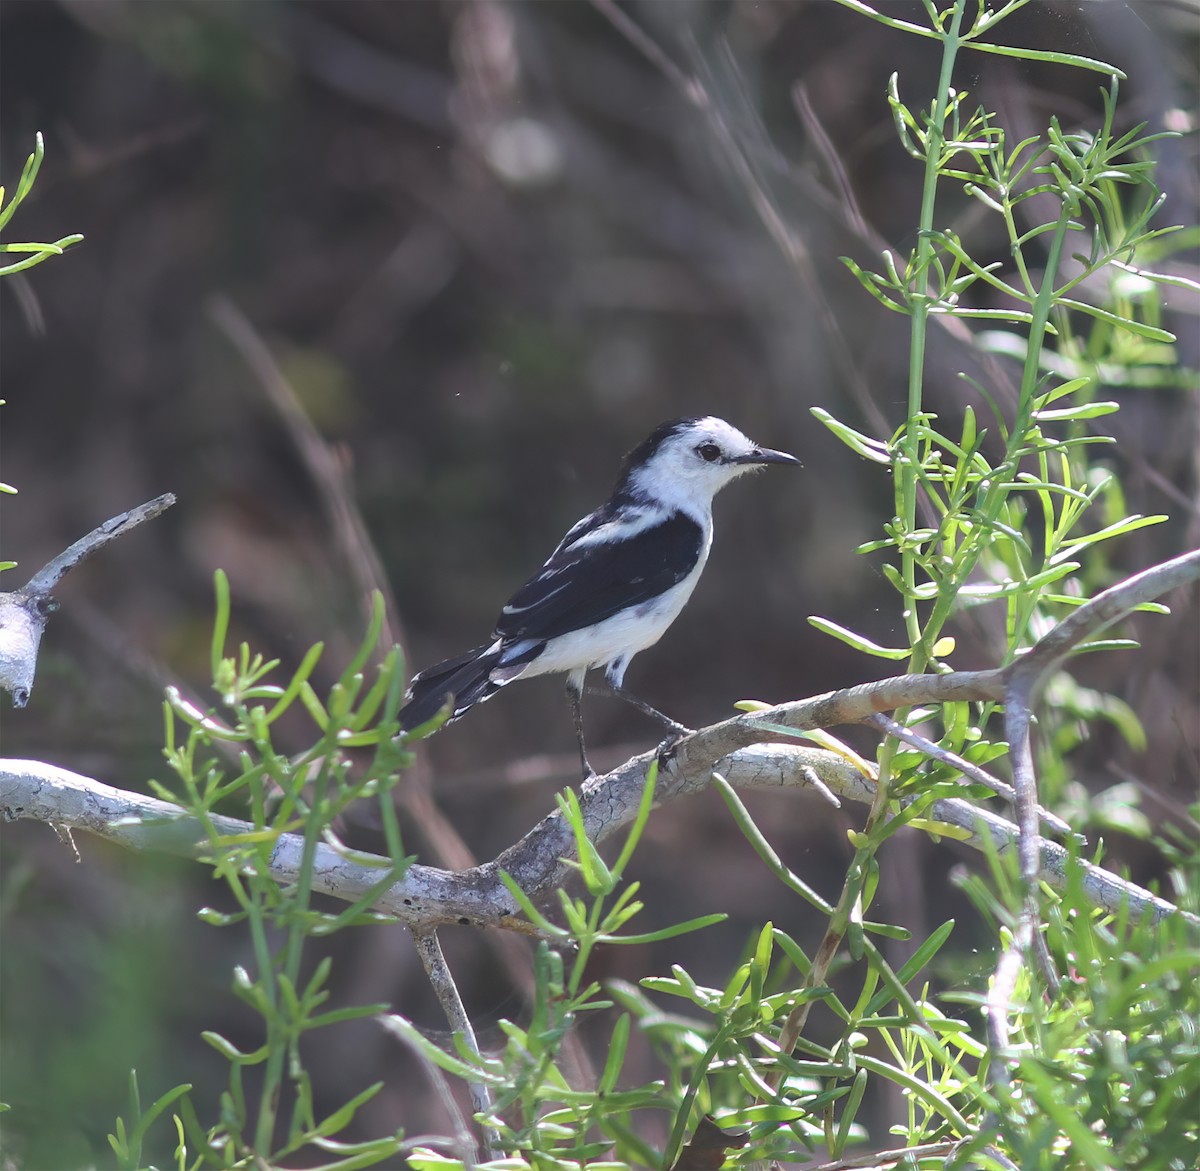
<box><xmin>398</xmin><ymin>644</ymin><xmax>504</xmax><ymax>731</ymax></box>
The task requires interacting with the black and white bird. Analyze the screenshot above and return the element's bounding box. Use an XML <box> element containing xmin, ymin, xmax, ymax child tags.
<box><xmin>399</xmin><ymin>416</ymin><xmax>798</xmax><ymax>777</ymax></box>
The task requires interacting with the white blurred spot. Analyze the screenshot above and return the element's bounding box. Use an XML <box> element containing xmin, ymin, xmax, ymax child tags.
<box><xmin>484</xmin><ymin>117</ymin><xmax>562</xmax><ymax>188</ymax></box>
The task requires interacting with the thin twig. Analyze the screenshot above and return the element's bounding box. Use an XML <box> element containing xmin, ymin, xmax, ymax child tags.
<box><xmin>987</xmin><ymin>670</ymin><xmax>1060</xmax><ymax>1088</ymax></box>
<box><xmin>23</xmin><ymin>493</ymin><xmax>177</xmax><ymax>596</ymax></box>
<box><xmin>1</xmin><ymin>494</ymin><xmax>176</xmax><ymax>707</ymax></box>
<box><xmin>792</xmin><ymin>81</ymin><xmax>870</xmax><ymax>240</ymax></box>
<box><xmin>802</xmin><ymin>1139</ymin><xmax>959</xmax><ymax>1170</ymax></box>
<box><xmin>986</xmin><ymin>674</ymin><xmax>1041</xmax><ymax>1083</ymax></box>
<box><xmin>1007</xmin><ymin>547</ymin><xmax>1200</xmax><ymax>688</ymax></box>
<box><xmin>412</xmin><ymin>928</ymin><xmax>495</xmax><ymax>1158</ymax></box>
<box><xmin>981</xmin><ymin>552</ymin><xmax>1200</xmax><ymax>1081</ymax></box>
<box><xmin>799</xmin><ymin>763</ymin><xmax>842</xmax><ymax>808</ymax></box>
<box><xmin>587</xmin><ymin>0</ymin><xmax>697</xmax><ymax>98</ymax></box>
<box><xmin>207</xmin><ymin>296</ymin><xmax>402</xmax><ymax>653</ymax></box>
<box><xmin>867</xmin><ymin>711</ymin><xmax>1075</xmax><ymax>837</ymax></box>
<box><xmin>382</xmin><ymin>1014</ymin><xmax>479</xmax><ymax>1167</ymax></box>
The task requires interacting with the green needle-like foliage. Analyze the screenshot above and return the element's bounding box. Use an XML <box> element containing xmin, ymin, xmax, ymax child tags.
<box><xmin>0</xmin><ymin>134</ymin><xmax>84</xmax><ymax>278</ymax></box>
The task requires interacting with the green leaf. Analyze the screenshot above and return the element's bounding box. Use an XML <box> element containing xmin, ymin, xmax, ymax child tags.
<box><xmin>298</xmin><ymin>681</ymin><xmax>331</xmax><ymax>731</ymax></box>
<box><xmin>865</xmin><ymin>920</ymin><xmax>956</xmax><ymax>1017</ymax></box>
<box><xmin>264</xmin><ymin>642</ymin><xmax>326</xmax><ymax>723</ymax></box>
<box><xmin>1033</xmin><ymin>401</ymin><xmax>1120</xmax><ymax>422</ymax></box>
<box><xmin>597</xmin><ymin>914</ymin><xmax>726</xmax><ymax>945</ymax></box>
<box><xmin>1037</xmin><ymin>375</ymin><xmax>1094</xmax><ymax>405</ymax></box>
<box><xmin>712</xmin><ymin>772</ymin><xmax>835</xmax><ymax>913</ymax></box>
<box><xmin>809</xmin><ymin>617</ymin><xmax>911</xmax><ymax>660</ymax></box>
<box><xmin>201</xmin><ymin>1031</ymin><xmax>268</xmax><ymax>1065</ymax></box>
<box><xmin>312</xmin><ymin>1081</ymin><xmax>384</xmax><ymax>1138</ymax></box>
<box><xmin>350</xmin><ymin>646</ymin><xmax>406</xmax><ymax>731</ymax></box>
<box><xmin>1057</xmin><ymin>512</ymin><xmax>1167</xmax><ymax>551</ymax></box>
<box><xmin>1015</xmin><ymin>1058</ymin><xmax>1115</xmax><ymax>1163</ymax></box>
<box><xmin>856</xmin><ymin>537</ymin><xmax>897</xmax><ymax>554</ymax></box>
<box><xmin>833</xmin><ymin>1068</ymin><xmax>869</xmax><ymax>1155</ymax></box>
<box><xmin>0</xmin><ymin>135</ymin><xmax>43</xmax><ymax>231</ymax></box>
<box><xmin>557</xmin><ymin>787</ymin><xmax>614</xmax><ymax>896</ymax></box>
<box><xmin>1112</xmin><ymin>256</ymin><xmax>1200</xmax><ymax>295</ymax></box>
<box><xmin>1069</xmin><ymin>638</ymin><xmax>1140</xmax><ymax>655</ymax></box>
<box><xmin>598</xmin><ymin>1013</ymin><xmax>630</xmax><ymax>1094</ymax></box>
<box><xmin>127</xmin><ymin>1084</ymin><xmax>193</xmax><ymax>1156</ymax></box>
<box><xmin>1058</xmin><ymin>296</ymin><xmax>1176</xmax><ymax>342</ymax></box>
<box><xmin>771</xmin><ymin>929</ymin><xmax>812</xmax><ymax>979</ymax></box>
<box><xmin>498</xmin><ymin>870</ymin><xmax>558</xmax><ymax>934</ymax></box>
<box><xmin>309</xmin><ymin>1002</ymin><xmax>392</xmax><ymax>1029</ymax></box>
<box><xmin>907</xmin><ymin>817</ymin><xmax>974</xmax><ymax>840</ymax></box>
<box><xmin>812</xmin><ymin>406</ymin><xmax>894</xmax><ymax>464</ymax></box>
<box><xmin>958</xmin><ymin>561</ymin><xmax>1080</xmax><ymax>598</ymax></box>
<box><xmin>338</xmin><ymin>591</ymin><xmax>387</xmax><ymax>688</ymax></box>
<box><xmin>210</xmin><ymin>570</ymin><xmax>231</xmax><ymax>682</ymax></box>
<box><xmin>611</xmin><ymin>760</ymin><xmax>658</xmax><ymax>881</ymax></box>
<box><xmin>852</xmin><ymin>1052</ymin><xmax>971</xmax><ymax>1133</ymax></box>
<box><xmin>840</xmin><ymin>256</ymin><xmax>913</xmax><ymax>314</ymax></box>
<box><xmin>380</xmin><ymin>1015</ymin><xmax>501</xmax><ymax>1083</ymax></box>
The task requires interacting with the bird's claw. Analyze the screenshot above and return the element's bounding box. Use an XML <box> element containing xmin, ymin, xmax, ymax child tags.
<box><xmin>654</xmin><ymin>727</ymin><xmax>690</xmax><ymax>769</ymax></box>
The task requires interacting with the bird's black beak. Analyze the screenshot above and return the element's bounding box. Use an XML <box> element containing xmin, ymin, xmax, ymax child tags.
<box><xmin>731</xmin><ymin>446</ymin><xmax>801</xmax><ymax>466</ymax></box>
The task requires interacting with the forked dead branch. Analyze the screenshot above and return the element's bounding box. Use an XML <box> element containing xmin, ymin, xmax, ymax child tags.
<box><xmin>0</xmin><ymin>493</ymin><xmax>176</xmax><ymax>709</ymax></box>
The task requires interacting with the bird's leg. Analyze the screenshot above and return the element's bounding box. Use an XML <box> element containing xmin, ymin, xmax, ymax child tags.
<box><xmin>604</xmin><ymin>684</ymin><xmax>693</xmax><ymax>739</ymax></box>
<box><xmin>566</xmin><ymin>676</ymin><xmax>596</xmax><ymax>780</ymax></box>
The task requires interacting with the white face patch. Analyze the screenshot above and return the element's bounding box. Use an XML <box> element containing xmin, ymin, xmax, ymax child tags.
<box><xmin>625</xmin><ymin>417</ymin><xmax>769</xmax><ymax>518</ymax></box>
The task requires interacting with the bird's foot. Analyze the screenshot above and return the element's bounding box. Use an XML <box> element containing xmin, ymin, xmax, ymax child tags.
<box><xmin>654</xmin><ymin>727</ymin><xmax>690</xmax><ymax>771</ymax></box>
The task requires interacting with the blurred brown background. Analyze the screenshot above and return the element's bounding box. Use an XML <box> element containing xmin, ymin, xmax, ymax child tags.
<box><xmin>1</xmin><ymin>1</ymin><xmax>1197</xmax><ymax>1166</ymax></box>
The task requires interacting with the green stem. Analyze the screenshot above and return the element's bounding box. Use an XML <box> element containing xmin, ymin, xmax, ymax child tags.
<box><xmin>252</xmin><ymin>747</ymin><xmax>332</xmax><ymax>1154</ymax></box>
<box><xmin>248</xmin><ymin>906</ymin><xmax>283</xmax><ymax>1154</ymax></box>
<box><xmin>866</xmin><ymin>6</ymin><xmax>977</xmax><ymax>1042</ymax></box>
<box><xmin>796</xmin><ymin>16</ymin><xmax>978</xmax><ymax>1054</ymax></box>
<box><xmin>872</xmin><ymin>0</ymin><xmax>970</xmax><ymax>814</ymax></box>
<box><xmin>281</xmin><ymin>760</ymin><xmax>331</xmax><ymax>982</ymax></box>
<box><xmin>924</xmin><ymin>199</ymin><xmax>1077</xmax><ymax>648</ymax></box>
<box><xmin>899</xmin><ymin>0</ymin><xmax>968</xmax><ymax>672</ymax></box>
<box><xmin>1015</xmin><ymin>206</ymin><xmax>1074</xmax><ymax>412</ymax></box>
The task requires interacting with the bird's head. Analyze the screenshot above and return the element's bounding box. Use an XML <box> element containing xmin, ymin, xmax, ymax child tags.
<box><xmin>618</xmin><ymin>416</ymin><xmax>799</xmax><ymax>512</ymax></box>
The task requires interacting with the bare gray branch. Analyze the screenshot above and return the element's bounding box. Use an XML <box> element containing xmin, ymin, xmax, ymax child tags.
<box><xmin>23</xmin><ymin>493</ymin><xmax>176</xmax><ymax>596</ymax></box>
<box><xmin>1</xmin><ymin>493</ymin><xmax>176</xmax><ymax>708</ymax></box>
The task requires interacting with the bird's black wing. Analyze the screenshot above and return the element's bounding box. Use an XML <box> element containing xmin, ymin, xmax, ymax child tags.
<box><xmin>495</xmin><ymin>511</ymin><xmax>704</xmax><ymax>642</ymax></box>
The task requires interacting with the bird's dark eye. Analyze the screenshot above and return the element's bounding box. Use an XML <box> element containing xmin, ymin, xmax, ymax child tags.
<box><xmin>696</xmin><ymin>442</ymin><xmax>721</xmax><ymax>463</ymax></box>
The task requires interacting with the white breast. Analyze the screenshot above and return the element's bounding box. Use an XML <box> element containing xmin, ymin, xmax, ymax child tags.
<box><xmin>497</xmin><ymin>535</ymin><xmax>712</xmax><ymax>686</ymax></box>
